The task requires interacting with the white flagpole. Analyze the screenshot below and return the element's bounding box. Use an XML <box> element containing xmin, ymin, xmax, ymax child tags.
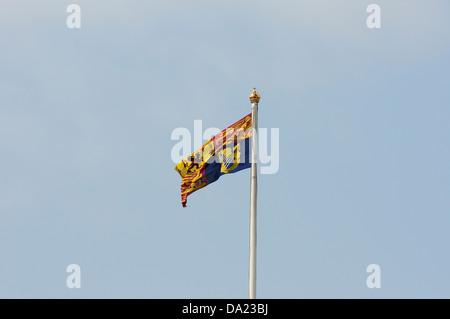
<box><xmin>249</xmin><ymin>88</ymin><xmax>260</xmax><ymax>299</ymax></box>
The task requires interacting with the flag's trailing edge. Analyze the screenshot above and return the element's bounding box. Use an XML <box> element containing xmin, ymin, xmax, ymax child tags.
<box><xmin>174</xmin><ymin>113</ymin><xmax>252</xmax><ymax>207</ymax></box>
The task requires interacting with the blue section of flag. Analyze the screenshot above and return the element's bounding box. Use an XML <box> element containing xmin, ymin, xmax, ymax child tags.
<box><xmin>204</xmin><ymin>138</ymin><xmax>251</xmax><ymax>185</ymax></box>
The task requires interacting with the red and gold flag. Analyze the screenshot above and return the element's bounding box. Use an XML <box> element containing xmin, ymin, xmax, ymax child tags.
<box><xmin>174</xmin><ymin>113</ymin><xmax>252</xmax><ymax>207</ymax></box>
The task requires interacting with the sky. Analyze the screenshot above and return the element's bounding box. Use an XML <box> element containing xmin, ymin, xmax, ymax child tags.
<box><xmin>0</xmin><ymin>0</ymin><xmax>449</xmax><ymax>298</ymax></box>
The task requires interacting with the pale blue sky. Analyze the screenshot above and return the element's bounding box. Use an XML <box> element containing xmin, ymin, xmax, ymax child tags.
<box><xmin>0</xmin><ymin>0</ymin><xmax>449</xmax><ymax>298</ymax></box>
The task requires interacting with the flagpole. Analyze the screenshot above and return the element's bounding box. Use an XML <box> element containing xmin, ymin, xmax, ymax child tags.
<box><xmin>249</xmin><ymin>88</ymin><xmax>260</xmax><ymax>299</ymax></box>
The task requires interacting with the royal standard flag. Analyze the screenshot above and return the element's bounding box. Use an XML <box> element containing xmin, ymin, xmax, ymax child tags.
<box><xmin>174</xmin><ymin>113</ymin><xmax>252</xmax><ymax>207</ymax></box>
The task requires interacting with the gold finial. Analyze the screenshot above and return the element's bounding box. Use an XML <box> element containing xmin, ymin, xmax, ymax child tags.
<box><xmin>249</xmin><ymin>88</ymin><xmax>260</xmax><ymax>103</ymax></box>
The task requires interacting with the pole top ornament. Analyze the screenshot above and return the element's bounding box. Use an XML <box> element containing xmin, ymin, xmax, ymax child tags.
<box><xmin>249</xmin><ymin>88</ymin><xmax>260</xmax><ymax>103</ymax></box>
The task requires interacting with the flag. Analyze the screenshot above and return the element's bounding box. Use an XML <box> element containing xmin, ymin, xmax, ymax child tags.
<box><xmin>174</xmin><ymin>113</ymin><xmax>252</xmax><ymax>207</ymax></box>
